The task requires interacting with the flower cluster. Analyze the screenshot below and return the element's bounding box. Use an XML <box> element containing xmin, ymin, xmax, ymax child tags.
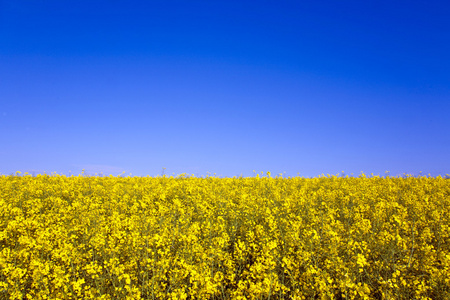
<box><xmin>0</xmin><ymin>173</ymin><xmax>449</xmax><ymax>299</ymax></box>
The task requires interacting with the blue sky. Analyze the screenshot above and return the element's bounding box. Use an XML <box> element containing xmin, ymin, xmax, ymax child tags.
<box><xmin>1</xmin><ymin>0</ymin><xmax>449</xmax><ymax>177</ymax></box>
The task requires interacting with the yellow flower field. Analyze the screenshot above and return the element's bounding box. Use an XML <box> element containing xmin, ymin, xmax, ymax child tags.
<box><xmin>0</xmin><ymin>173</ymin><xmax>449</xmax><ymax>299</ymax></box>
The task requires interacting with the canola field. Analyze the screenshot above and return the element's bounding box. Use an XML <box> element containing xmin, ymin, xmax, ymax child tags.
<box><xmin>0</xmin><ymin>173</ymin><xmax>449</xmax><ymax>299</ymax></box>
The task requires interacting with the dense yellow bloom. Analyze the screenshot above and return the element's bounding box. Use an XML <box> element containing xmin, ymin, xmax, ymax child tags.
<box><xmin>0</xmin><ymin>173</ymin><xmax>449</xmax><ymax>299</ymax></box>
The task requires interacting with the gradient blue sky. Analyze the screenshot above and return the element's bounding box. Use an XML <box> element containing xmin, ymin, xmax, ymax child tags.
<box><xmin>1</xmin><ymin>0</ymin><xmax>449</xmax><ymax>177</ymax></box>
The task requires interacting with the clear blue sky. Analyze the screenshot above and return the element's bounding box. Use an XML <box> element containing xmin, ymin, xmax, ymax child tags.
<box><xmin>1</xmin><ymin>0</ymin><xmax>449</xmax><ymax>177</ymax></box>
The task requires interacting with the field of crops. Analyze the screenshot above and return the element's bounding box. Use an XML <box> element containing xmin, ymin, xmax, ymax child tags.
<box><xmin>0</xmin><ymin>173</ymin><xmax>449</xmax><ymax>299</ymax></box>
